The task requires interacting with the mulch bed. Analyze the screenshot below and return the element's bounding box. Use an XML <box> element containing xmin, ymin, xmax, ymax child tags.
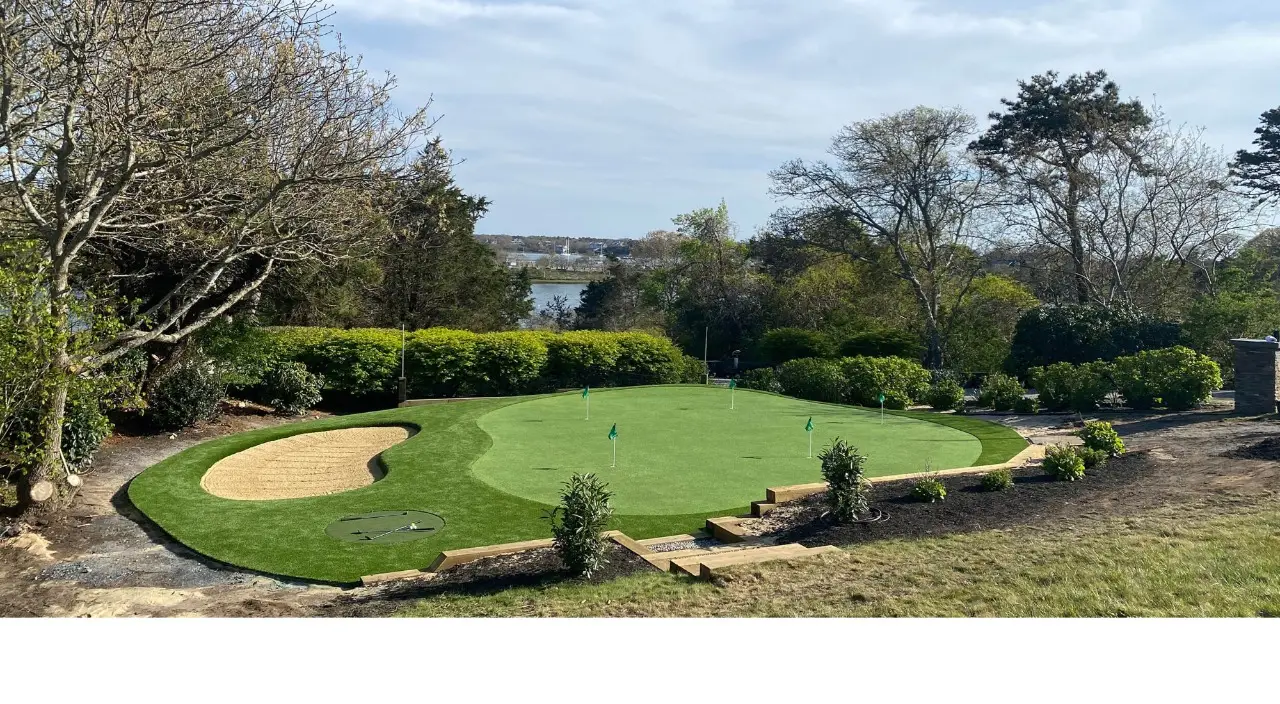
<box><xmin>766</xmin><ymin>451</ymin><xmax>1161</xmax><ymax>549</ymax></box>
<box><xmin>1225</xmin><ymin>437</ymin><xmax>1280</xmax><ymax>461</ymax></box>
<box><xmin>322</xmin><ymin>542</ymin><xmax>651</xmax><ymax>616</ymax></box>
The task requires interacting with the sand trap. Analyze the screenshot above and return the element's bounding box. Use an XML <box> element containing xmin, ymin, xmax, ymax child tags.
<box><xmin>200</xmin><ymin>426</ymin><xmax>413</xmax><ymax>501</ymax></box>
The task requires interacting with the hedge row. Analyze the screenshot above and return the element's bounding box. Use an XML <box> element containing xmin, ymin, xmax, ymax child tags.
<box><xmin>258</xmin><ymin>327</ymin><xmax>703</xmax><ymax>398</ymax></box>
<box><xmin>775</xmin><ymin>356</ymin><xmax>931</xmax><ymax>409</ymax></box>
<box><xmin>1030</xmin><ymin>346</ymin><xmax>1221</xmax><ymax>412</ymax></box>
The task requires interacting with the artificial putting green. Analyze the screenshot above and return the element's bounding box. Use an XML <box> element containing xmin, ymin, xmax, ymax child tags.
<box><xmin>128</xmin><ymin>385</ymin><xmax>1027</xmax><ymax>584</ymax></box>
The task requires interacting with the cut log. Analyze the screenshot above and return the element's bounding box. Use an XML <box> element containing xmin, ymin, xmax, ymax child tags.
<box><xmin>67</xmin><ymin>474</ymin><xmax>83</xmax><ymax>488</ymax></box>
<box><xmin>30</xmin><ymin>481</ymin><xmax>54</xmax><ymax>502</ymax></box>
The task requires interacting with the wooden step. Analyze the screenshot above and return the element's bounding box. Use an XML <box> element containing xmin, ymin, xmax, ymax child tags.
<box><xmin>670</xmin><ymin>543</ymin><xmax>816</xmax><ymax>578</ymax></box>
<box><xmin>425</xmin><ymin>537</ymin><xmax>555</xmax><ymax>572</ymax></box>
<box><xmin>751</xmin><ymin>501</ymin><xmax>777</xmax><ymax>517</ymax></box>
<box><xmin>698</xmin><ymin>544</ymin><xmax>840</xmax><ymax>580</ymax></box>
<box><xmin>706</xmin><ymin>516</ymin><xmax>748</xmax><ymax>543</ymax></box>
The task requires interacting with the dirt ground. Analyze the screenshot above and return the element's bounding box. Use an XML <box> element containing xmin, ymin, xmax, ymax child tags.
<box><xmin>1</xmin><ymin>404</ymin><xmax>1277</xmax><ymax>617</ymax></box>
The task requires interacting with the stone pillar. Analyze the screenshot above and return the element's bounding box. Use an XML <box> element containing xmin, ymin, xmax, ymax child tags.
<box><xmin>1231</xmin><ymin>339</ymin><xmax>1280</xmax><ymax>415</ymax></box>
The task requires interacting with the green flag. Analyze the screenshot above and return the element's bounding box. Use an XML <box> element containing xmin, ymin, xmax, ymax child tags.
<box><xmin>608</xmin><ymin>423</ymin><xmax>617</xmax><ymax>440</ymax></box>
<box><xmin>729</xmin><ymin>378</ymin><xmax>737</xmax><ymax>389</ymax></box>
<box><xmin>582</xmin><ymin>386</ymin><xmax>590</xmax><ymax>398</ymax></box>
<box><xmin>877</xmin><ymin>392</ymin><xmax>885</xmax><ymax>404</ymax></box>
<box><xmin>805</xmin><ymin>417</ymin><xmax>813</xmax><ymax>432</ymax></box>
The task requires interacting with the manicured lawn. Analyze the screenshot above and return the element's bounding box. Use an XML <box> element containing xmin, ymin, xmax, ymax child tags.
<box><xmin>128</xmin><ymin>385</ymin><xmax>1025</xmax><ymax>583</ymax></box>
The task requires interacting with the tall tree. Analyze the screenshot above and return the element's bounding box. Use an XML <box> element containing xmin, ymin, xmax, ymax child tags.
<box><xmin>969</xmin><ymin>70</ymin><xmax>1151</xmax><ymax>303</ymax></box>
<box><xmin>771</xmin><ymin>106</ymin><xmax>993</xmax><ymax>368</ymax></box>
<box><xmin>0</xmin><ymin>0</ymin><xmax>428</xmax><ymax>513</ymax></box>
<box><xmin>1232</xmin><ymin>107</ymin><xmax>1280</xmax><ymax>205</ymax></box>
<box><xmin>371</xmin><ymin>140</ymin><xmax>532</xmax><ymax>331</ymax></box>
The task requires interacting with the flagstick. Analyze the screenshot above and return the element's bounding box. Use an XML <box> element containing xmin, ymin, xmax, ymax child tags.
<box><xmin>807</xmin><ymin>430</ymin><xmax>812</xmax><ymax>458</ymax></box>
<box><xmin>730</xmin><ymin>387</ymin><xmax>735</xmax><ymax>410</ymax></box>
<box><xmin>586</xmin><ymin>394</ymin><xmax>590</xmax><ymax>421</ymax></box>
<box><xmin>611</xmin><ymin>436</ymin><xmax>616</xmax><ymax>468</ymax></box>
<box><xmin>880</xmin><ymin>399</ymin><xmax>884</xmax><ymax>425</ymax></box>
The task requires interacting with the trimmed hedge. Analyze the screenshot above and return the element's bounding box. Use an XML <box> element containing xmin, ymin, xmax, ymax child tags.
<box><xmin>759</xmin><ymin>327</ymin><xmax>835</xmax><ymax>365</ymax></box>
<box><xmin>257</xmin><ymin>327</ymin><xmax>688</xmax><ymax>399</ymax></box>
<box><xmin>1031</xmin><ymin>346</ymin><xmax>1221</xmax><ymax>412</ymax></box>
<box><xmin>776</xmin><ymin>356</ymin><xmax>931</xmax><ymax>409</ymax></box>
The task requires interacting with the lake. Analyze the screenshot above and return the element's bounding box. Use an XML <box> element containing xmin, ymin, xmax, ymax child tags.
<box><xmin>529</xmin><ymin>282</ymin><xmax>587</xmax><ymax>314</ymax></box>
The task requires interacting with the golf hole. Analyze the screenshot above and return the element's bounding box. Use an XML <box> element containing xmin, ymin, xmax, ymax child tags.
<box><xmin>325</xmin><ymin>510</ymin><xmax>445</xmax><ymax>544</ymax></box>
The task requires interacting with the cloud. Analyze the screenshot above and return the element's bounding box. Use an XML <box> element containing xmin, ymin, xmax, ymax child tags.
<box><xmin>329</xmin><ymin>0</ymin><xmax>1280</xmax><ymax>237</ymax></box>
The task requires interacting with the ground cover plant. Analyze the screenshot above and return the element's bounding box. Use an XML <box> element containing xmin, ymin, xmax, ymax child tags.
<box><xmin>127</xmin><ymin>385</ymin><xmax>1025</xmax><ymax>582</ymax></box>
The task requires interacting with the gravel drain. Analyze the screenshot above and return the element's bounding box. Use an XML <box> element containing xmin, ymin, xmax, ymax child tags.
<box><xmin>646</xmin><ymin>537</ymin><xmax>721</xmax><ymax>553</ymax></box>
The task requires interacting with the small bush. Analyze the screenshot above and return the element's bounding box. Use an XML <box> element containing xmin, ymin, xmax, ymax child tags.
<box><xmin>60</xmin><ymin>392</ymin><xmax>113</xmax><ymax>470</ymax></box>
<box><xmin>146</xmin><ymin>360</ymin><xmax>226</xmax><ymax>430</ymax></box>
<box><xmin>738</xmin><ymin>366</ymin><xmax>781</xmax><ymax>393</ymax></box>
<box><xmin>818</xmin><ymin>438</ymin><xmax>872</xmax><ymax>523</ymax></box>
<box><xmin>778</xmin><ymin>358</ymin><xmax>846</xmax><ymax>404</ymax></box>
<box><xmin>840</xmin><ymin>355</ymin><xmax>931</xmax><ymax>409</ymax></box>
<box><xmin>1013</xmin><ymin>396</ymin><xmax>1039</xmax><ymax>414</ymax></box>
<box><xmin>1029</xmin><ymin>361</ymin><xmax>1113</xmax><ymax>412</ymax></box>
<box><xmin>980</xmin><ymin>468</ymin><xmax>1013</xmax><ymax>491</ymax></box>
<box><xmin>679</xmin><ymin>355</ymin><xmax>707</xmax><ymax>384</ymax></box>
<box><xmin>1079</xmin><ymin>420</ymin><xmax>1124</xmax><ymax>456</ymax></box>
<box><xmin>1043</xmin><ymin>444</ymin><xmax>1086</xmax><ymax>482</ymax></box>
<box><xmin>910</xmin><ymin>476</ymin><xmax>947</xmax><ymax>502</ymax></box>
<box><xmin>260</xmin><ymin>362</ymin><xmax>324</xmax><ymax>416</ymax></box>
<box><xmin>1115</xmin><ymin>346</ymin><xmax>1220</xmax><ymax>411</ymax></box>
<box><xmin>759</xmin><ymin>328</ymin><xmax>835</xmax><ymax>365</ymax></box>
<box><xmin>978</xmin><ymin>373</ymin><xmax>1024</xmax><ymax>411</ymax></box>
<box><xmin>927</xmin><ymin>378</ymin><xmax>966</xmax><ymax>412</ymax></box>
<box><xmin>546</xmin><ymin>473</ymin><xmax>614</xmax><ymax>578</ymax></box>
<box><xmin>839</xmin><ymin>329</ymin><xmax>923</xmax><ymax>360</ymax></box>
<box><xmin>1075</xmin><ymin>446</ymin><xmax>1108</xmax><ymax>469</ymax></box>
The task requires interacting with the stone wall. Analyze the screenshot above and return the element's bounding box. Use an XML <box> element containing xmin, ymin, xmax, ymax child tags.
<box><xmin>1231</xmin><ymin>339</ymin><xmax>1280</xmax><ymax>415</ymax></box>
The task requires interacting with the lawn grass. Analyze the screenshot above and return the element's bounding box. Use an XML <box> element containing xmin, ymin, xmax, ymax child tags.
<box><xmin>395</xmin><ymin>501</ymin><xmax>1280</xmax><ymax>617</ymax></box>
<box><xmin>128</xmin><ymin>385</ymin><xmax>1024</xmax><ymax>584</ymax></box>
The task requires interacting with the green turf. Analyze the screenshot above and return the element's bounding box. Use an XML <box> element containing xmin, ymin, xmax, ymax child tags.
<box><xmin>473</xmin><ymin>386</ymin><xmax>981</xmax><ymax>514</ymax></box>
<box><xmin>127</xmin><ymin>385</ymin><xmax>1026</xmax><ymax>583</ymax></box>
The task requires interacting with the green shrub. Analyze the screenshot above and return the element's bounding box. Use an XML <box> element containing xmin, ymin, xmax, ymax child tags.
<box><xmin>980</xmin><ymin>468</ymin><xmax>1013</xmax><ymax>491</ymax></box>
<box><xmin>778</xmin><ymin>358</ymin><xmax>847</xmax><ymax>404</ymax></box>
<box><xmin>679</xmin><ymin>355</ymin><xmax>707</xmax><ymax>384</ymax></box>
<box><xmin>927</xmin><ymin>378</ymin><xmax>966</xmax><ymax>412</ymax></box>
<box><xmin>1005</xmin><ymin>304</ymin><xmax>1181</xmax><ymax>377</ymax></box>
<box><xmin>839</xmin><ymin>329</ymin><xmax>923</xmax><ymax>360</ymax></box>
<box><xmin>978</xmin><ymin>373</ymin><xmax>1024</xmax><ymax>411</ymax></box>
<box><xmin>612</xmin><ymin>333</ymin><xmax>683</xmax><ymax>386</ymax></box>
<box><xmin>1110</xmin><ymin>354</ymin><xmax>1157</xmax><ymax>410</ymax></box>
<box><xmin>1029</xmin><ymin>361</ymin><xmax>1113</xmax><ymax>412</ymax></box>
<box><xmin>1133</xmin><ymin>346</ymin><xmax>1220</xmax><ymax>411</ymax></box>
<box><xmin>260</xmin><ymin>362</ymin><xmax>324</xmax><ymax>415</ymax></box>
<box><xmin>60</xmin><ymin>392</ymin><xmax>113</xmax><ymax>470</ymax></box>
<box><xmin>759</xmin><ymin>328</ymin><xmax>835</xmax><ymax>365</ymax></box>
<box><xmin>1043</xmin><ymin>444</ymin><xmax>1086</xmax><ymax>481</ymax></box>
<box><xmin>1075</xmin><ymin>446</ymin><xmax>1109</xmax><ymax>469</ymax></box>
<box><xmin>544</xmin><ymin>331</ymin><xmax>623</xmax><ymax>388</ymax></box>
<box><xmin>472</xmin><ymin>332</ymin><xmax>548</xmax><ymax>395</ymax></box>
<box><xmin>839</xmin><ymin>356</ymin><xmax>931</xmax><ymax>409</ymax></box>
<box><xmin>546</xmin><ymin>473</ymin><xmax>614</xmax><ymax>577</ymax></box>
<box><xmin>1013</xmin><ymin>396</ymin><xmax>1039</xmax><ymax>414</ymax></box>
<box><xmin>262</xmin><ymin>326</ymin><xmax>687</xmax><ymax>398</ymax></box>
<box><xmin>1079</xmin><ymin>420</ymin><xmax>1124</xmax><ymax>456</ymax></box>
<box><xmin>739</xmin><ymin>367</ymin><xmax>781</xmax><ymax>393</ymax></box>
<box><xmin>910</xmin><ymin>476</ymin><xmax>947</xmax><ymax>502</ymax></box>
<box><xmin>146</xmin><ymin>360</ymin><xmax>226</xmax><ymax>430</ymax></box>
<box><xmin>302</xmin><ymin>328</ymin><xmax>400</xmax><ymax>397</ymax></box>
<box><xmin>818</xmin><ymin>438</ymin><xmax>871</xmax><ymax>523</ymax></box>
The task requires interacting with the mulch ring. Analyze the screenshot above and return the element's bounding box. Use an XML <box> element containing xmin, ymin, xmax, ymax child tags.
<box><xmin>761</xmin><ymin>450</ymin><xmax>1163</xmax><ymax>549</ymax></box>
<box><xmin>321</xmin><ymin>542</ymin><xmax>651</xmax><ymax>616</ymax></box>
<box><xmin>1225</xmin><ymin>436</ymin><xmax>1280</xmax><ymax>461</ymax></box>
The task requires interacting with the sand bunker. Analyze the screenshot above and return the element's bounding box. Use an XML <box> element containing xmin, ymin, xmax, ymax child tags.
<box><xmin>200</xmin><ymin>426</ymin><xmax>413</xmax><ymax>501</ymax></box>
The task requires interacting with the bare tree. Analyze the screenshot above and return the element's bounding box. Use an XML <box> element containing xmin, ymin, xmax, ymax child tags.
<box><xmin>770</xmin><ymin>106</ymin><xmax>994</xmax><ymax>368</ymax></box>
<box><xmin>0</xmin><ymin>0</ymin><xmax>429</xmax><ymax>512</ymax></box>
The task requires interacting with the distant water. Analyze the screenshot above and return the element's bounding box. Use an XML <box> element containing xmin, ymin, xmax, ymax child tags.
<box><xmin>529</xmin><ymin>282</ymin><xmax>587</xmax><ymax>314</ymax></box>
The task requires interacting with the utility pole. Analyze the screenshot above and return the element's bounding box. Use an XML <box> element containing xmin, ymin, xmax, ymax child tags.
<box><xmin>703</xmin><ymin>326</ymin><xmax>709</xmax><ymax>385</ymax></box>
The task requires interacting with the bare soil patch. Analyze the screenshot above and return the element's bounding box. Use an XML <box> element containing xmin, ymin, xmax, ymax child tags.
<box><xmin>1226</xmin><ymin>436</ymin><xmax>1280</xmax><ymax>461</ymax></box>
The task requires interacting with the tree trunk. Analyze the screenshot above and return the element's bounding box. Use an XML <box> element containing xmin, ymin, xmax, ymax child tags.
<box><xmin>1065</xmin><ymin>173</ymin><xmax>1090</xmax><ymax>304</ymax></box>
<box><xmin>17</xmin><ymin>362</ymin><xmax>71</xmax><ymax>520</ymax></box>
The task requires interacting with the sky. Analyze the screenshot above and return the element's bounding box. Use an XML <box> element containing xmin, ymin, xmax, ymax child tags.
<box><xmin>328</xmin><ymin>0</ymin><xmax>1280</xmax><ymax>239</ymax></box>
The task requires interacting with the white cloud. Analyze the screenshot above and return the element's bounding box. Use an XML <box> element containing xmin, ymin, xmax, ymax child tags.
<box><xmin>330</xmin><ymin>0</ymin><xmax>1280</xmax><ymax>236</ymax></box>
